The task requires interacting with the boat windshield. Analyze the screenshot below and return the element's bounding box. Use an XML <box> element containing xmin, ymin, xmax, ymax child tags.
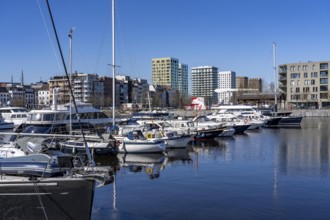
<box><xmin>195</xmin><ymin>116</ymin><xmax>211</xmax><ymax>122</ymax></box>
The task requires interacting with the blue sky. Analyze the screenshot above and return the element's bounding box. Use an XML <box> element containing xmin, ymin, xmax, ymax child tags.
<box><xmin>1</xmin><ymin>0</ymin><xmax>330</xmax><ymax>87</ymax></box>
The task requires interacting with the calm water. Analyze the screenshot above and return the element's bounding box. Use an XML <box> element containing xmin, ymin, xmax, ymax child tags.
<box><xmin>92</xmin><ymin>117</ymin><xmax>330</xmax><ymax>220</ymax></box>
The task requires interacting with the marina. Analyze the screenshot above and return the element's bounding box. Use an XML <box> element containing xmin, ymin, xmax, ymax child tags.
<box><xmin>1</xmin><ymin>1</ymin><xmax>330</xmax><ymax>219</ymax></box>
<box><xmin>90</xmin><ymin>117</ymin><xmax>330</xmax><ymax>219</ymax></box>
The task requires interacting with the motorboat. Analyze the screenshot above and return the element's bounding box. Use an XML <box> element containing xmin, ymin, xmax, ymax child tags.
<box><xmin>136</xmin><ymin>120</ymin><xmax>192</xmax><ymax>148</ymax></box>
<box><xmin>112</xmin><ymin>125</ymin><xmax>166</xmax><ymax>153</ymax></box>
<box><xmin>168</xmin><ymin>118</ymin><xmax>225</xmax><ymax>140</ymax></box>
<box><xmin>16</xmin><ymin>90</ymin><xmax>112</xmax><ymax>134</ymax></box>
<box><xmin>0</xmin><ymin>114</ymin><xmax>14</xmax><ymax>131</ymax></box>
<box><xmin>278</xmin><ymin>115</ymin><xmax>303</xmax><ymax>128</ymax></box>
<box><xmin>0</xmin><ymin>106</ymin><xmax>28</xmax><ymax>127</ymax></box>
<box><xmin>238</xmin><ymin>111</ymin><xmax>267</xmax><ymax>130</ymax></box>
<box><xmin>191</xmin><ymin>115</ymin><xmax>233</xmax><ymax>137</ymax></box>
<box><xmin>206</xmin><ymin>111</ymin><xmax>251</xmax><ymax>134</ymax></box>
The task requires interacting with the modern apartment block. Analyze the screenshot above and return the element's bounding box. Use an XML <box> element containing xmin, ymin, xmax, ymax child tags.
<box><xmin>152</xmin><ymin>57</ymin><xmax>179</xmax><ymax>91</ymax></box>
<box><xmin>48</xmin><ymin>73</ymin><xmax>104</xmax><ymax>106</ymax></box>
<box><xmin>191</xmin><ymin>66</ymin><xmax>218</xmax><ymax>105</ymax></box>
<box><xmin>279</xmin><ymin>61</ymin><xmax>330</xmax><ymax>109</ymax></box>
<box><xmin>178</xmin><ymin>63</ymin><xmax>189</xmax><ymax>100</ymax></box>
<box><xmin>236</xmin><ymin>76</ymin><xmax>248</xmax><ymax>89</ymax></box>
<box><xmin>218</xmin><ymin>71</ymin><xmax>236</xmax><ymax>104</ymax></box>
<box><xmin>248</xmin><ymin>78</ymin><xmax>262</xmax><ymax>93</ymax></box>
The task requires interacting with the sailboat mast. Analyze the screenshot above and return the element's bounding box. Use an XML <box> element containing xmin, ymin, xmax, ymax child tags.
<box><xmin>112</xmin><ymin>0</ymin><xmax>116</xmax><ymax>126</ymax></box>
<box><xmin>68</xmin><ymin>27</ymin><xmax>74</xmax><ymax>134</ymax></box>
<box><xmin>273</xmin><ymin>42</ymin><xmax>277</xmax><ymax>112</ymax></box>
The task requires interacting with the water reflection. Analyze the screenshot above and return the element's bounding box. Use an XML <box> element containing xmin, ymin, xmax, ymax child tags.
<box><xmin>189</xmin><ymin>138</ymin><xmax>227</xmax><ymax>160</ymax></box>
<box><xmin>276</xmin><ymin>118</ymin><xmax>330</xmax><ymax>177</ymax></box>
<box><xmin>166</xmin><ymin>146</ymin><xmax>194</xmax><ymax>164</ymax></box>
<box><xmin>117</xmin><ymin>153</ymin><xmax>166</xmax><ymax>179</ymax></box>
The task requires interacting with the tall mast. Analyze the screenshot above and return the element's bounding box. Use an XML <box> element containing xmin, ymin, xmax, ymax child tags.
<box><xmin>68</xmin><ymin>27</ymin><xmax>74</xmax><ymax>134</ymax></box>
<box><xmin>112</xmin><ymin>0</ymin><xmax>116</xmax><ymax>126</ymax></box>
<box><xmin>273</xmin><ymin>42</ymin><xmax>277</xmax><ymax>112</ymax></box>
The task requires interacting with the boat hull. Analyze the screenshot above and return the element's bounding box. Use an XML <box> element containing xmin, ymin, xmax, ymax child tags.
<box><xmin>0</xmin><ymin>176</ymin><xmax>95</xmax><ymax>220</ymax></box>
<box><xmin>118</xmin><ymin>140</ymin><xmax>166</xmax><ymax>153</ymax></box>
<box><xmin>264</xmin><ymin>117</ymin><xmax>282</xmax><ymax>128</ymax></box>
<box><xmin>165</xmin><ymin>135</ymin><xmax>191</xmax><ymax>148</ymax></box>
<box><xmin>0</xmin><ymin>122</ymin><xmax>14</xmax><ymax>130</ymax></box>
<box><xmin>233</xmin><ymin>124</ymin><xmax>250</xmax><ymax>134</ymax></box>
<box><xmin>278</xmin><ymin>116</ymin><xmax>303</xmax><ymax>128</ymax></box>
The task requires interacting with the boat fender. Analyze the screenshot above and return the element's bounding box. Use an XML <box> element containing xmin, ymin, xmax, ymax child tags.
<box><xmin>146</xmin><ymin>167</ymin><xmax>153</xmax><ymax>175</ymax></box>
<box><xmin>244</xmin><ymin>118</ymin><xmax>248</xmax><ymax>124</ymax></box>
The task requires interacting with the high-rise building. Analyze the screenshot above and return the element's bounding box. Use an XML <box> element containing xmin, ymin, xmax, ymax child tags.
<box><xmin>279</xmin><ymin>61</ymin><xmax>330</xmax><ymax>109</ymax></box>
<box><xmin>236</xmin><ymin>76</ymin><xmax>248</xmax><ymax>90</ymax></box>
<box><xmin>152</xmin><ymin>57</ymin><xmax>179</xmax><ymax>90</ymax></box>
<box><xmin>178</xmin><ymin>63</ymin><xmax>188</xmax><ymax>100</ymax></box>
<box><xmin>191</xmin><ymin>66</ymin><xmax>218</xmax><ymax>105</ymax></box>
<box><xmin>218</xmin><ymin>71</ymin><xmax>236</xmax><ymax>104</ymax></box>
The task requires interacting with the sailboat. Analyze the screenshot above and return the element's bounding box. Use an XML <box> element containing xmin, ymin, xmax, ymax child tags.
<box><xmin>264</xmin><ymin>43</ymin><xmax>303</xmax><ymax>128</ymax></box>
<box><xmin>0</xmin><ymin>1</ymin><xmax>112</xmax><ymax>219</ymax></box>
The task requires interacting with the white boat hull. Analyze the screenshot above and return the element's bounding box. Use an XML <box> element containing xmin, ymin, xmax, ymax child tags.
<box><xmin>164</xmin><ymin>135</ymin><xmax>191</xmax><ymax>148</ymax></box>
<box><xmin>118</xmin><ymin>139</ymin><xmax>166</xmax><ymax>153</ymax></box>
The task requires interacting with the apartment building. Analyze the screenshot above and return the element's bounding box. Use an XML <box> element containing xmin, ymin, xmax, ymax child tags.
<box><xmin>191</xmin><ymin>66</ymin><xmax>218</xmax><ymax>106</ymax></box>
<box><xmin>178</xmin><ymin>63</ymin><xmax>189</xmax><ymax>100</ymax></box>
<box><xmin>279</xmin><ymin>61</ymin><xmax>330</xmax><ymax>109</ymax></box>
<box><xmin>152</xmin><ymin>57</ymin><xmax>179</xmax><ymax>90</ymax></box>
<box><xmin>236</xmin><ymin>76</ymin><xmax>248</xmax><ymax>90</ymax></box>
<box><xmin>218</xmin><ymin>71</ymin><xmax>236</xmax><ymax>104</ymax></box>
<box><xmin>248</xmin><ymin>78</ymin><xmax>262</xmax><ymax>93</ymax></box>
<box><xmin>49</xmin><ymin>73</ymin><xmax>104</xmax><ymax>106</ymax></box>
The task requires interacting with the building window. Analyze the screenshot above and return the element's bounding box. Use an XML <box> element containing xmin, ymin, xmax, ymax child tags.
<box><xmin>311</xmin><ymin>72</ymin><xmax>318</xmax><ymax>78</ymax></box>
<box><xmin>320</xmin><ymin>63</ymin><xmax>328</xmax><ymax>69</ymax></box>
<box><xmin>304</xmin><ymin>72</ymin><xmax>308</xmax><ymax>78</ymax></box>
<box><xmin>290</xmin><ymin>73</ymin><xmax>300</xmax><ymax>78</ymax></box>
<box><xmin>320</xmin><ymin>78</ymin><xmax>328</xmax><ymax>84</ymax></box>
<box><xmin>320</xmin><ymin>86</ymin><xmax>328</xmax><ymax>92</ymax></box>
<box><xmin>303</xmin><ymin>65</ymin><xmax>307</xmax><ymax>71</ymax></box>
<box><xmin>320</xmin><ymin>93</ymin><xmax>328</xmax><ymax>99</ymax></box>
<box><xmin>320</xmin><ymin>71</ymin><xmax>328</xmax><ymax>77</ymax></box>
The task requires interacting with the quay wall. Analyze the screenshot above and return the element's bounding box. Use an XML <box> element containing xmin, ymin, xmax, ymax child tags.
<box><xmin>108</xmin><ymin>109</ymin><xmax>330</xmax><ymax>118</ymax></box>
<box><xmin>170</xmin><ymin>109</ymin><xmax>330</xmax><ymax>117</ymax></box>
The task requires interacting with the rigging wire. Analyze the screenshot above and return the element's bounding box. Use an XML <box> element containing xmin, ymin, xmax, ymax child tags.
<box><xmin>45</xmin><ymin>0</ymin><xmax>95</xmax><ymax>168</ymax></box>
<box><xmin>94</xmin><ymin>2</ymin><xmax>112</xmax><ymax>74</ymax></box>
<box><xmin>36</xmin><ymin>0</ymin><xmax>63</xmax><ymax>74</ymax></box>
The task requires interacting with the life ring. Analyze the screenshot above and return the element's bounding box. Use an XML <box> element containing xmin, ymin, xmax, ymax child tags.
<box><xmin>146</xmin><ymin>133</ymin><xmax>153</xmax><ymax>139</ymax></box>
<box><xmin>244</xmin><ymin>118</ymin><xmax>248</xmax><ymax>124</ymax></box>
<box><xmin>146</xmin><ymin>167</ymin><xmax>153</xmax><ymax>175</ymax></box>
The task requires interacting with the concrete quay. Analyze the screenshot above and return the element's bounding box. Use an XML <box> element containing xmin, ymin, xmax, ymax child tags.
<box><xmin>108</xmin><ymin>109</ymin><xmax>330</xmax><ymax>118</ymax></box>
